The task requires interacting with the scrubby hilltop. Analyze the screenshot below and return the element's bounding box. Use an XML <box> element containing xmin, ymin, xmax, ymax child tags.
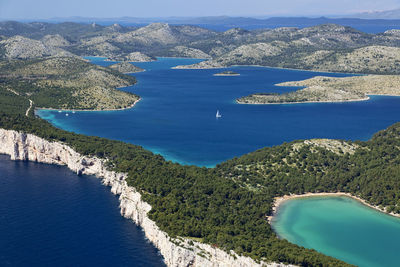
<box><xmin>0</xmin><ymin>57</ymin><xmax>138</xmax><ymax>110</ymax></box>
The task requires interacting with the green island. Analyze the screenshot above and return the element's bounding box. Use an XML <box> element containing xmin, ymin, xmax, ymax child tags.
<box><xmin>2</xmin><ymin>57</ymin><xmax>400</xmax><ymax>267</ymax></box>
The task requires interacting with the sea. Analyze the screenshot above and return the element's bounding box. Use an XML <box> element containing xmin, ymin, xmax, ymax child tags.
<box><xmin>0</xmin><ymin>154</ymin><xmax>165</xmax><ymax>267</ymax></box>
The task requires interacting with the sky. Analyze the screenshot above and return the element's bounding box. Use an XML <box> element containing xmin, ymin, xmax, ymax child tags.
<box><xmin>1</xmin><ymin>0</ymin><xmax>400</xmax><ymax>19</ymax></box>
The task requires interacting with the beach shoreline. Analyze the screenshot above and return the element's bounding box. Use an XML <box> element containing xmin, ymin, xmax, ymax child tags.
<box><xmin>268</xmin><ymin>192</ymin><xmax>400</xmax><ymax>224</ymax></box>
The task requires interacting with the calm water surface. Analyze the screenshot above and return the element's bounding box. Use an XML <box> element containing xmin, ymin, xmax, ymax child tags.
<box><xmin>272</xmin><ymin>196</ymin><xmax>400</xmax><ymax>267</ymax></box>
<box><xmin>0</xmin><ymin>155</ymin><xmax>165</xmax><ymax>267</ymax></box>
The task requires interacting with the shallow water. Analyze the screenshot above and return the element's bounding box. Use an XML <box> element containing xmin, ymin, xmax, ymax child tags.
<box><xmin>37</xmin><ymin>57</ymin><xmax>400</xmax><ymax>167</ymax></box>
<box><xmin>272</xmin><ymin>196</ymin><xmax>400</xmax><ymax>267</ymax></box>
<box><xmin>0</xmin><ymin>154</ymin><xmax>165</xmax><ymax>267</ymax></box>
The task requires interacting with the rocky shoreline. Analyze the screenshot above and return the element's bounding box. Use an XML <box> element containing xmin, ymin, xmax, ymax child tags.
<box><xmin>0</xmin><ymin>128</ymin><xmax>292</xmax><ymax>267</ymax></box>
<box><xmin>35</xmin><ymin>98</ymin><xmax>141</xmax><ymax>113</ymax></box>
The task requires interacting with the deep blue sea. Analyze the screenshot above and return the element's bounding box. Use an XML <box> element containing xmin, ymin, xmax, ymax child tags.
<box><xmin>0</xmin><ymin>154</ymin><xmax>165</xmax><ymax>267</ymax></box>
<box><xmin>38</xmin><ymin>57</ymin><xmax>400</xmax><ymax>167</ymax></box>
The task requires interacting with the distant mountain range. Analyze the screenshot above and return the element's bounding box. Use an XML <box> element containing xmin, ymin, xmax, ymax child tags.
<box><xmin>9</xmin><ymin>15</ymin><xmax>400</xmax><ymax>33</ymax></box>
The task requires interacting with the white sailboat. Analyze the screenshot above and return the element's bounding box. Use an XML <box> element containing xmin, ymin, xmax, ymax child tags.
<box><xmin>216</xmin><ymin>110</ymin><xmax>222</xmax><ymax>118</ymax></box>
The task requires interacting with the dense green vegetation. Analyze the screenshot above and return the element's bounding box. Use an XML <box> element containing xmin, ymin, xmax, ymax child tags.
<box><xmin>0</xmin><ymin>86</ymin><xmax>30</xmax><ymax>114</ymax></box>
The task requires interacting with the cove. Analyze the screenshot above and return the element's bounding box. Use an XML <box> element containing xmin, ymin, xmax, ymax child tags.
<box><xmin>271</xmin><ymin>196</ymin><xmax>400</xmax><ymax>267</ymax></box>
<box><xmin>37</xmin><ymin>57</ymin><xmax>400</xmax><ymax>167</ymax></box>
<box><xmin>0</xmin><ymin>154</ymin><xmax>165</xmax><ymax>266</ymax></box>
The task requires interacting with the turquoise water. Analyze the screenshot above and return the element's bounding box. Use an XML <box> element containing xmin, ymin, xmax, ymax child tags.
<box><xmin>37</xmin><ymin>57</ymin><xmax>400</xmax><ymax>167</ymax></box>
<box><xmin>272</xmin><ymin>196</ymin><xmax>400</xmax><ymax>267</ymax></box>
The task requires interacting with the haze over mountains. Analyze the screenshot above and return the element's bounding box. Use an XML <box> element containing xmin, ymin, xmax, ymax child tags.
<box><xmin>350</xmin><ymin>8</ymin><xmax>400</xmax><ymax>19</ymax></box>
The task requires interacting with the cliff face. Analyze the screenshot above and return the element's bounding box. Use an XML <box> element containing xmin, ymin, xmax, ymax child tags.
<box><xmin>0</xmin><ymin>128</ymin><xmax>291</xmax><ymax>267</ymax></box>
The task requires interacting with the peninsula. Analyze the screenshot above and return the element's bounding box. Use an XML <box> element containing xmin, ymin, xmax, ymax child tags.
<box><xmin>0</xmin><ymin>57</ymin><xmax>139</xmax><ymax>110</ymax></box>
<box><xmin>237</xmin><ymin>75</ymin><xmax>400</xmax><ymax>104</ymax></box>
<box><xmin>108</xmin><ymin>62</ymin><xmax>145</xmax><ymax>74</ymax></box>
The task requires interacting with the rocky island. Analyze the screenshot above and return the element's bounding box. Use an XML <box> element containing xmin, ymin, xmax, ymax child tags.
<box><xmin>237</xmin><ymin>75</ymin><xmax>400</xmax><ymax>104</ymax></box>
<box><xmin>213</xmin><ymin>71</ymin><xmax>240</xmax><ymax>76</ymax></box>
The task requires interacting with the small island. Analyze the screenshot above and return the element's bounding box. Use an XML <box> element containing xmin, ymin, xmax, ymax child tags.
<box><xmin>213</xmin><ymin>71</ymin><xmax>240</xmax><ymax>76</ymax></box>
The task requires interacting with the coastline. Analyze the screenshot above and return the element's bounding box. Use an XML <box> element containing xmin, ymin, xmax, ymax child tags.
<box><xmin>237</xmin><ymin>96</ymin><xmax>371</xmax><ymax>105</ymax></box>
<box><xmin>231</xmin><ymin>64</ymin><xmax>363</xmax><ymax>76</ymax></box>
<box><xmin>268</xmin><ymin>192</ymin><xmax>400</xmax><ymax>224</ymax></box>
<box><xmin>175</xmin><ymin>62</ymin><xmax>362</xmax><ymax>76</ymax></box>
<box><xmin>213</xmin><ymin>74</ymin><xmax>240</xmax><ymax>76</ymax></box>
<box><xmin>122</xmin><ymin>69</ymin><xmax>146</xmax><ymax>74</ymax></box>
<box><xmin>0</xmin><ymin>128</ymin><xmax>288</xmax><ymax>267</ymax></box>
<box><xmin>35</xmin><ymin>98</ymin><xmax>140</xmax><ymax>113</ymax></box>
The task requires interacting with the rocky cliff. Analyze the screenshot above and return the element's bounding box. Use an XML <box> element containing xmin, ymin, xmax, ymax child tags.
<box><xmin>0</xmin><ymin>128</ymin><xmax>291</xmax><ymax>267</ymax></box>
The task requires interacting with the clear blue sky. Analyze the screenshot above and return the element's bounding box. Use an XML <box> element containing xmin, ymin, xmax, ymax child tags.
<box><xmin>1</xmin><ymin>0</ymin><xmax>400</xmax><ymax>19</ymax></box>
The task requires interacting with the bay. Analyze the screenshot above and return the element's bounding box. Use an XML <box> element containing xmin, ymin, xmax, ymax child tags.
<box><xmin>38</xmin><ymin>57</ymin><xmax>400</xmax><ymax>167</ymax></box>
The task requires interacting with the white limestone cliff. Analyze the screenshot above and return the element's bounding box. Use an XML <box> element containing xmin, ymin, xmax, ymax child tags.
<box><xmin>0</xmin><ymin>128</ymin><xmax>292</xmax><ymax>267</ymax></box>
